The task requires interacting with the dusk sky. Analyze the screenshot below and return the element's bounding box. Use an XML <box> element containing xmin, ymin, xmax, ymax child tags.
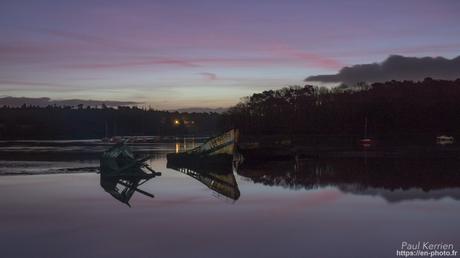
<box><xmin>1</xmin><ymin>0</ymin><xmax>459</xmax><ymax>109</ymax></box>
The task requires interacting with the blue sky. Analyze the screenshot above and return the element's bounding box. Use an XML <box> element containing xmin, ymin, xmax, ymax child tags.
<box><xmin>1</xmin><ymin>0</ymin><xmax>459</xmax><ymax>108</ymax></box>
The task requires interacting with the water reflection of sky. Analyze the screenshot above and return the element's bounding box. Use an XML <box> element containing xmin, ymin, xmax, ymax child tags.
<box><xmin>1</xmin><ymin>173</ymin><xmax>459</xmax><ymax>258</ymax></box>
<box><xmin>0</xmin><ymin>144</ymin><xmax>459</xmax><ymax>257</ymax></box>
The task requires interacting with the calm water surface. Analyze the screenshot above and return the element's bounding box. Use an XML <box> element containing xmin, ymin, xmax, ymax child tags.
<box><xmin>0</xmin><ymin>142</ymin><xmax>459</xmax><ymax>258</ymax></box>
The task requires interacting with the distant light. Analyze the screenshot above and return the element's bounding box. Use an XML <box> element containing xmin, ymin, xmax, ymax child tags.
<box><xmin>174</xmin><ymin>119</ymin><xmax>180</xmax><ymax>125</ymax></box>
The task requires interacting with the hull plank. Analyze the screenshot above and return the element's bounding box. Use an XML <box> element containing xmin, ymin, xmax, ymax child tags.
<box><xmin>167</xmin><ymin>129</ymin><xmax>242</xmax><ymax>167</ymax></box>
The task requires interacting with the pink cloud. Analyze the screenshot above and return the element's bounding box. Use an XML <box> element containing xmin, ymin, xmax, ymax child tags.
<box><xmin>66</xmin><ymin>53</ymin><xmax>341</xmax><ymax>70</ymax></box>
<box><xmin>41</xmin><ymin>28</ymin><xmax>136</xmax><ymax>51</ymax></box>
<box><xmin>384</xmin><ymin>43</ymin><xmax>460</xmax><ymax>55</ymax></box>
<box><xmin>330</xmin><ymin>43</ymin><xmax>460</xmax><ymax>59</ymax></box>
<box><xmin>0</xmin><ymin>80</ymin><xmax>78</xmax><ymax>91</ymax></box>
<box><xmin>0</xmin><ymin>44</ymin><xmax>51</xmax><ymax>55</ymax></box>
<box><xmin>3</xmin><ymin>26</ymin><xmax>344</xmax><ymax>71</ymax></box>
<box><xmin>0</xmin><ymin>79</ymin><xmax>63</xmax><ymax>87</ymax></box>
<box><xmin>66</xmin><ymin>57</ymin><xmax>200</xmax><ymax>69</ymax></box>
<box><xmin>267</xmin><ymin>44</ymin><xmax>343</xmax><ymax>69</ymax></box>
<box><xmin>198</xmin><ymin>72</ymin><xmax>217</xmax><ymax>80</ymax></box>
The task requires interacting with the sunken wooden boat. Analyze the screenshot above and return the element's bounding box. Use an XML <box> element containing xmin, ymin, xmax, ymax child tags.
<box><xmin>100</xmin><ymin>142</ymin><xmax>157</xmax><ymax>176</ymax></box>
<box><xmin>166</xmin><ymin>129</ymin><xmax>243</xmax><ymax>168</ymax></box>
<box><xmin>100</xmin><ymin>142</ymin><xmax>161</xmax><ymax>206</ymax></box>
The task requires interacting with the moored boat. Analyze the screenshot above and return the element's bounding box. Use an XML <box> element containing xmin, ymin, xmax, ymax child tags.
<box><xmin>436</xmin><ymin>135</ymin><xmax>454</xmax><ymax>145</ymax></box>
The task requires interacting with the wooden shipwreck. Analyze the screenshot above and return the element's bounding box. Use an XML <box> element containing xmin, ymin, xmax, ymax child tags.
<box><xmin>100</xmin><ymin>142</ymin><xmax>161</xmax><ymax>206</ymax></box>
<box><xmin>166</xmin><ymin>129</ymin><xmax>243</xmax><ymax>168</ymax></box>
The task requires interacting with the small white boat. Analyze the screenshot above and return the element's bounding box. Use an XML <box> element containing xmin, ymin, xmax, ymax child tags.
<box><xmin>436</xmin><ymin>135</ymin><xmax>454</xmax><ymax>145</ymax></box>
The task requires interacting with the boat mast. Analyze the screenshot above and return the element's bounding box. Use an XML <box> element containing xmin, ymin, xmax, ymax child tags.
<box><xmin>364</xmin><ymin>116</ymin><xmax>368</xmax><ymax>139</ymax></box>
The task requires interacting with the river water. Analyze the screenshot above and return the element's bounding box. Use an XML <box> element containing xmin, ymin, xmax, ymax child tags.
<box><xmin>0</xmin><ymin>141</ymin><xmax>459</xmax><ymax>258</ymax></box>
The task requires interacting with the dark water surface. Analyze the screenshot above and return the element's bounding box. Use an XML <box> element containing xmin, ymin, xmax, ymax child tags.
<box><xmin>0</xmin><ymin>142</ymin><xmax>459</xmax><ymax>258</ymax></box>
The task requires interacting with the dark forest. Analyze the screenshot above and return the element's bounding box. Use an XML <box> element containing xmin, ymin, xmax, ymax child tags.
<box><xmin>1</xmin><ymin>78</ymin><xmax>460</xmax><ymax>141</ymax></box>
<box><xmin>0</xmin><ymin>106</ymin><xmax>220</xmax><ymax>139</ymax></box>
<box><xmin>221</xmin><ymin>78</ymin><xmax>460</xmax><ymax>144</ymax></box>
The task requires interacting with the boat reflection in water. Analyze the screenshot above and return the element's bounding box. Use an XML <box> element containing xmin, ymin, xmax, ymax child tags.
<box><xmin>100</xmin><ymin>142</ymin><xmax>161</xmax><ymax>206</ymax></box>
<box><xmin>167</xmin><ymin>163</ymin><xmax>240</xmax><ymax>201</ymax></box>
<box><xmin>237</xmin><ymin>158</ymin><xmax>460</xmax><ymax>203</ymax></box>
<box><xmin>166</xmin><ymin>129</ymin><xmax>242</xmax><ymax>201</ymax></box>
<box><xmin>100</xmin><ymin>173</ymin><xmax>158</xmax><ymax>207</ymax></box>
<box><xmin>168</xmin><ymin>151</ymin><xmax>460</xmax><ymax>203</ymax></box>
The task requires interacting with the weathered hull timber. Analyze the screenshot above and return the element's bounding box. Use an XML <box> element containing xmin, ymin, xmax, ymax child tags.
<box><xmin>99</xmin><ymin>142</ymin><xmax>161</xmax><ymax>206</ymax></box>
<box><xmin>166</xmin><ymin>129</ymin><xmax>242</xmax><ymax>167</ymax></box>
<box><xmin>100</xmin><ymin>142</ymin><xmax>155</xmax><ymax>176</ymax></box>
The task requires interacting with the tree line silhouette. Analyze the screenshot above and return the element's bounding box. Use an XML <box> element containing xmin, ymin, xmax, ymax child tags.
<box><xmin>0</xmin><ymin>105</ymin><xmax>220</xmax><ymax>139</ymax></box>
<box><xmin>221</xmin><ymin>78</ymin><xmax>460</xmax><ymax>145</ymax></box>
<box><xmin>1</xmin><ymin>78</ymin><xmax>460</xmax><ymax>142</ymax></box>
